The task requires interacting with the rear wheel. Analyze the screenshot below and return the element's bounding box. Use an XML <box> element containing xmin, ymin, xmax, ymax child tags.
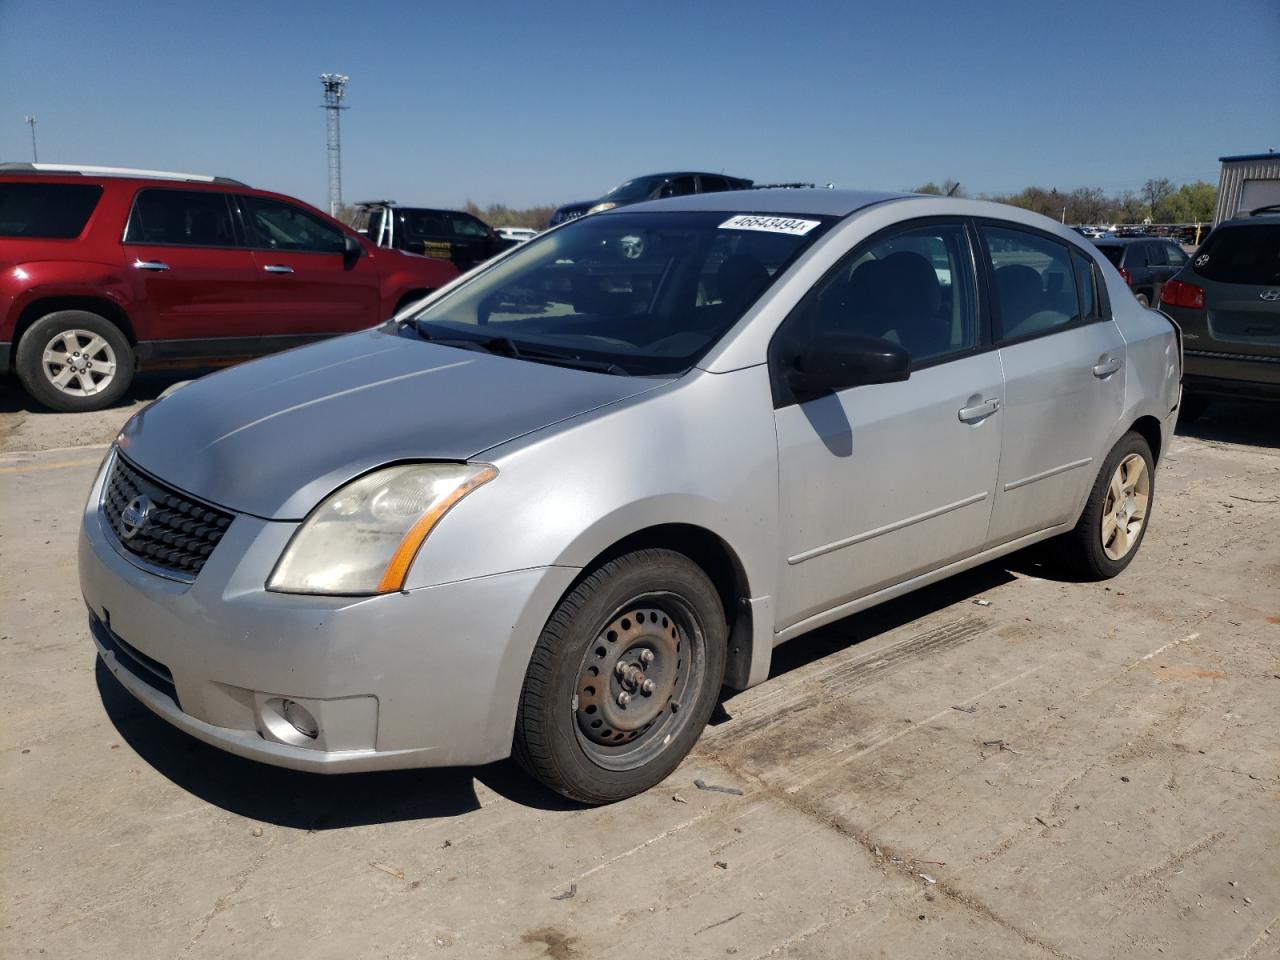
<box><xmin>15</xmin><ymin>310</ymin><xmax>134</xmax><ymax>412</ymax></box>
<box><xmin>513</xmin><ymin>549</ymin><xmax>727</xmax><ymax>804</ymax></box>
<box><xmin>1134</xmin><ymin>292</ymin><xmax>1150</xmax><ymax>307</ymax></box>
<box><xmin>1054</xmin><ymin>431</ymin><xmax>1154</xmax><ymax>580</ymax></box>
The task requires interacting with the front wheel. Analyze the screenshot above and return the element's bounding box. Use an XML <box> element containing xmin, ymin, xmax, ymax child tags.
<box><xmin>1054</xmin><ymin>431</ymin><xmax>1154</xmax><ymax>580</ymax></box>
<box><xmin>15</xmin><ymin>310</ymin><xmax>134</xmax><ymax>412</ymax></box>
<box><xmin>513</xmin><ymin>549</ymin><xmax>727</xmax><ymax>804</ymax></box>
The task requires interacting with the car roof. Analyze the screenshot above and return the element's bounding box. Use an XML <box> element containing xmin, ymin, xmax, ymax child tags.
<box><xmin>609</xmin><ymin>187</ymin><xmax>911</xmax><ymax>218</ymax></box>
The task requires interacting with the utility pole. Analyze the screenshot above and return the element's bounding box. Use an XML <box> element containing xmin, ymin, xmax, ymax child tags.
<box><xmin>24</xmin><ymin>115</ymin><xmax>38</xmax><ymax>162</ymax></box>
<box><xmin>319</xmin><ymin>74</ymin><xmax>348</xmax><ymax>217</ymax></box>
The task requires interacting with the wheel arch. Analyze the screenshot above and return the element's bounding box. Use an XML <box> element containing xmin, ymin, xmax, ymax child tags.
<box><xmin>1128</xmin><ymin>414</ymin><xmax>1164</xmax><ymax>465</ymax></box>
<box><xmin>556</xmin><ymin>522</ymin><xmax>760</xmax><ymax>691</ymax></box>
<box><xmin>14</xmin><ymin>296</ymin><xmax>137</xmax><ymax>358</ymax></box>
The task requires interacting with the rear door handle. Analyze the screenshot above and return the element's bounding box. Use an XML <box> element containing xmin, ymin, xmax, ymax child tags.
<box><xmin>1093</xmin><ymin>357</ymin><xmax>1122</xmax><ymax>378</ymax></box>
<box><xmin>263</xmin><ymin>264</ymin><xmax>294</xmax><ymax>274</ymax></box>
<box><xmin>132</xmin><ymin>260</ymin><xmax>169</xmax><ymax>272</ymax></box>
<box><xmin>958</xmin><ymin>398</ymin><xmax>1000</xmax><ymax>423</ymax></box>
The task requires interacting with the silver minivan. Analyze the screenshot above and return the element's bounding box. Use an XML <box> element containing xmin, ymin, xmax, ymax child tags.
<box><xmin>80</xmin><ymin>190</ymin><xmax>1181</xmax><ymax>803</ymax></box>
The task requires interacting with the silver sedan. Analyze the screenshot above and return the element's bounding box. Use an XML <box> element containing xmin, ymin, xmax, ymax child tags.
<box><xmin>80</xmin><ymin>189</ymin><xmax>1182</xmax><ymax>802</ymax></box>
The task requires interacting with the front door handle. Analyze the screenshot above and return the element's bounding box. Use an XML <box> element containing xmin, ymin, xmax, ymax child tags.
<box><xmin>958</xmin><ymin>398</ymin><xmax>1000</xmax><ymax>423</ymax></box>
<box><xmin>1093</xmin><ymin>357</ymin><xmax>1122</xmax><ymax>378</ymax></box>
<box><xmin>132</xmin><ymin>260</ymin><xmax>170</xmax><ymax>272</ymax></box>
<box><xmin>263</xmin><ymin>264</ymin><xmax>294</xmax><ymax>274</ymax></box>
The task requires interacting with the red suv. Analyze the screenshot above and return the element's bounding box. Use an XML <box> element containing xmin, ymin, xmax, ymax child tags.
<box><xmin>0</xmin><ymin>164</ymin><xmax>459</xmax><ymax>411</ymax></box>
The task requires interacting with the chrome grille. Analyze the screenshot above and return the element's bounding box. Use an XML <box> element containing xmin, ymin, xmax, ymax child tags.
<box><xmin>101</xmin><ymin>452</ymin><xmax>234</xmax><ymax>579</ymax></box>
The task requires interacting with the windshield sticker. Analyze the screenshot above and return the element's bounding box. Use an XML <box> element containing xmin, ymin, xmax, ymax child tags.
<box><xmin>720</xmin><ymin>215</ymin><xmax>820</xmax><ymax>236</ymax></box>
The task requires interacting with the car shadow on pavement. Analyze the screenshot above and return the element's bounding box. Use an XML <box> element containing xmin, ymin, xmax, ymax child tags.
<box><xmin>0</xmin><ymin>369</ymin><xmax>212</xmax><ymax>415</ymax></box>
<box><xmin>1175</xmin><ymin>399</ymin><xmax>1279</xmax><ymax>450</ymax></box>
<box><xmin>96</xmin><ymin>659</ymin><xmax>582</xmax><ymax>828</ymax></box>
<box><xmin>760</xmin><ymin>561</ymin><xmax>1020</xmax><ymax>682</ymax></box>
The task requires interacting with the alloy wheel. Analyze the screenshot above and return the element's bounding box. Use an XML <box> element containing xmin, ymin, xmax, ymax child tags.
<box><xmin>1101</xmin><ymin>453</ymin><xmax>1150</xmax><ymax>560</ymax></box>
<box><xmin>41</xmin><ymin>329</ymin><xmax>118</xmax><ymax>397</ymax></box>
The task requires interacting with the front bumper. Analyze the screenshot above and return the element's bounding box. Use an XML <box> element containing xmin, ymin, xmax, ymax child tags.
<box><xmin>79</xmin><ymin>460</ymin><xmax>578</xmax><ymax>773</ymax></box>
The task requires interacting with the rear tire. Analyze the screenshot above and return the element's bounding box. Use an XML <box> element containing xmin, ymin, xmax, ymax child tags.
<box><xmin>1134</xmin><ymin>292</ymin><xmax>1150</xmax><ymax>307</ymax></box>
<box><xmin>513</xmin><ymin>549</ymin><xmax>727</xmax><ymax>804</ymax></box>
<box><xmin>15</xmin><ymin>310</ymin><xmax>134</xmax><ymax>412</ymax></box>
<box><xmin>1052</xmin><ymin>431</ymin><xmax>1154</xmax><ymax>580</ymax></box>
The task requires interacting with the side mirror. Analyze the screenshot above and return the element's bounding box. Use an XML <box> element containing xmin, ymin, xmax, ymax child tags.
<box><xmin>343</xmin><ymin>234</ymin><xmax>364</xmax><ymax>268</ymax></box>
<box><xmin>786</xmin><ymin>333</ymin><xmax>910</xmax><ymax>401</ymax></box>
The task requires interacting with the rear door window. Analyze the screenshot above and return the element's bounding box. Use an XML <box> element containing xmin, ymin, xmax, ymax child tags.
<box><xmin>125</xmin><ymin>189</ymin><xmax>238</xmax><ymax>247</ymax></box>
<box><xmin>0</xmin><ymin>182</ymin><xmax>103</xmax><ymax>239</ymax></box>
<box><xmin>1072</xmin><ymin>250</ymin><xmax>1102</xmax><ymax>320</ymax></box>
<box><xmin>983</xmin><ymin>225</ymin><xmax>1082</xmax><ymax>340</ymax></box>
<box><xmin>1191</xmin><ymin>225</ymin><xmax>1280</xmax><ymax>285</ymax></box>
<box><xmin>1144</xmin><ymin>243</ymin><xmax>1166</xmax><ymax>267</ymax></box>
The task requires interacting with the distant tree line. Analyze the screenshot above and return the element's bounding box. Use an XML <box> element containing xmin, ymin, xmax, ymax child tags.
<box><xmin>336</xmin><ymin>177</ymin><xmax>1217</xmax><ymax>233</ymax></box>
<box><xmin>911</xmin><ymin>177</ymin><xmax>1217</xmax><ymax>224</ymax></box>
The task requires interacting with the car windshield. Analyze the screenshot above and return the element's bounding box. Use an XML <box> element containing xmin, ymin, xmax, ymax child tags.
<box><xmin>1192</xmin><ymin>224</ymin><xmax>1280</xmax><ymax>285</ymax></box>
<box><xmin>602</xmin><ymin>176</ymin><xmax>668</xmax><ymax>203</ymax></box>
<box><xmin>409</xmin><ymin>210</ymin><xmax>831</xmax><ymax>375</ymax></box>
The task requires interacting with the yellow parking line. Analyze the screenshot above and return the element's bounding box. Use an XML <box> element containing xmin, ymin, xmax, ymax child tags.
<box><xmin>0</xmin><ymin>457</ymin><xmax>103</xmax><ymax>474</ymax></box>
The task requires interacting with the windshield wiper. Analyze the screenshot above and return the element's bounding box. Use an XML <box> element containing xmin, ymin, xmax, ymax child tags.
<box><xmin>414</xmin><ymin>324</ymin><xmax>630</xmax><ymax>376</ymax></box>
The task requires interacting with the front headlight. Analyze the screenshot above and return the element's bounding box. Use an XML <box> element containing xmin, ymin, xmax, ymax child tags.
<box><xmin>586</xmin><ymin>201</ymin><xmax>617</xmax><ymax>215</ymax></box>
<box><xmin>267</xmin><ymin>463</ymin><xmax>496</xmax><ymax>596</ymax></box>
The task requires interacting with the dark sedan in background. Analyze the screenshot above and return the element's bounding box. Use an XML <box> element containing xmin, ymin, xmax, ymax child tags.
<box><xmin>549</xmin><ymin>171</ymin><xmax>752</xmax><ymax>226</ymax></box>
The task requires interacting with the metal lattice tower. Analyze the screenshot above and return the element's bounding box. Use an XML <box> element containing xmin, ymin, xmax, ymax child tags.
<box><xmin>319</xmin><ymin>74</ymin><xmax>349</xmax><ymax>217</ymax></box>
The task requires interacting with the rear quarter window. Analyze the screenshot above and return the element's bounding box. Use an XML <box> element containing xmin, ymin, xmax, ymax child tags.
<box><xmin>1096</xmin><ymin>244</ymin><xmax>1124</xmax><ymax>268</ymax></box>
<box><xmin>1192</xmin><ymin>224</ymin><xmax>1280</xmax><ymax>285</ymax></box>
<box><xmin>0</xmin><ymin>182</ymin><xmax>103</xmax><ymax>239</ymax></box>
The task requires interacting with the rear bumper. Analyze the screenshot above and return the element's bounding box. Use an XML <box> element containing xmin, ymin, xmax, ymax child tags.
<box><xmin>1184</xmin><ymin>349</ymin><xmax>1280</xmax><ymax>399</ymax></box>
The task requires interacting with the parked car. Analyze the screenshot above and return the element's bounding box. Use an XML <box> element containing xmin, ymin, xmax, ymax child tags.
<box><xmin>0</xmin><ymin>164</ymin><xmax>458</xmax><ymax>411</ymax></box>
<box><xmin>354</xmin><ymin>202</ymin><xmax>517</xmax><ymax>272</ymax></box>
<box><xmin>549</xmin><ymin>171</ymin><xmax>752</xmax><ymax>226</ymax></box>
<box><xmin>1160</xmin><ymin>205</ymin><xmax>1280</xmax><ymax>418</ymax></box>
<box><xmin>495</xmin><ymin>226</ymin><xmax>538</xmax><ymax>243</ymax></box>
<box><xmin>80</xmin><ymin>189</ymin><xmax>1178</xmax><ymax>803</ymax></box>
<box><xmin>1093</xmin><ymin>237</ymin><xmax>1189</xmax><ymax>306</ymax></box>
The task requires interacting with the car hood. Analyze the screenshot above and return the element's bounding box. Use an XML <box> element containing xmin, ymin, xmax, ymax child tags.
<box><xmin>118</xmin><ymin>327</ymin><xmax>668</xmax><ymax>519</ymax></box>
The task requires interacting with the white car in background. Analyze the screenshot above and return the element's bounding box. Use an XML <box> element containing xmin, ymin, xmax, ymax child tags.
<box><xmin>496</xmin><ymin>226</ymin><xmax>538</xmax><ymax>243</ymax></box>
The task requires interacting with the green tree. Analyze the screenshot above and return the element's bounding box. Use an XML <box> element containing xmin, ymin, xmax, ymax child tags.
<box><xmin>1143</xmin><ymin>178</ymin><xmax>1175</xmax><ymax>219</ymax></box>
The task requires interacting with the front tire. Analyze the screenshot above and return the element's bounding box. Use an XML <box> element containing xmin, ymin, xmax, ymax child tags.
<box><xmin>513</xmin><ymin>549</ymin><xmax>727</xmax><ymax>804</ymax></box>
<box><xmin>1054</xmin><ymin>431</ymin><xmax>1154</xmax><ymax>580</ymax></box>
<box><xmin>15</xmin><ymin>310</ymin><xmax>134</xmax><ymax>412</ymax></box>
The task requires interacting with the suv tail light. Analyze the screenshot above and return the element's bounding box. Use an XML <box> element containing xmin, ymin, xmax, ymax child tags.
<box><xmin>1118</xmin><ymin>266</ymin><xmax>1132</xmax><ymax>285</ymax></box>
<box><xmin>1161</xmin><ymin>278</ymin><xmax>1204</xmax><ymax>309</ymax></box>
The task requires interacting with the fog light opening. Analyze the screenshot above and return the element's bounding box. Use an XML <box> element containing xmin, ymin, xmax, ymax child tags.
<box><xmin>281</xmin><ymin>699</ymin><xmax>319</xmax><ymax>739</ymax></box>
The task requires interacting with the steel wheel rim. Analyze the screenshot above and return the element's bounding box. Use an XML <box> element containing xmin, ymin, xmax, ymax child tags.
<box><xmin>41</xmin><ymin>329</ymin><xmax>117</xmax><ymax>397</ymax></box>
<box><xmin>1101</xmin><ymin>453</ymin><xmax>1150</xmax><ymax>560</ymax></box>
<box><xmin>572</xmin><ymin>591</ymin><xmax>706</xmax><ymax>772</ymax></box>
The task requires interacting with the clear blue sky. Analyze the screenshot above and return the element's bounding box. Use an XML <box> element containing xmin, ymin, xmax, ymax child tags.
<box><xmin>2</xmin><ymin>0</ymin><xmax>1276</xmax><ymax>211</ymax></box>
